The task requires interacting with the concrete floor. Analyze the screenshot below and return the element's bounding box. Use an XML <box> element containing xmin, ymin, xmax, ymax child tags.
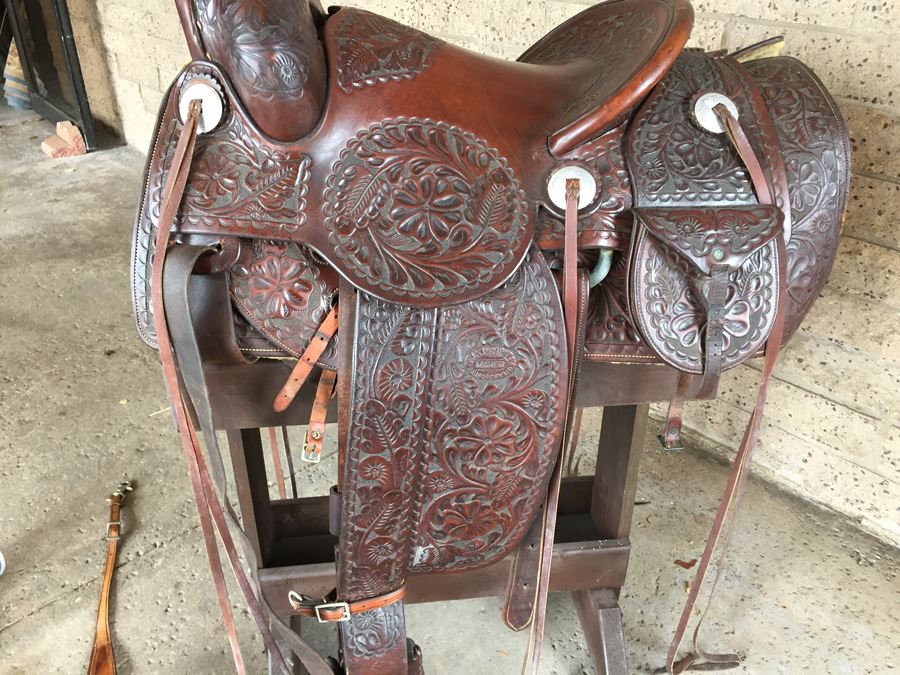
<box><xmin>1</xmin><ymin>106</ymin><xmax>897</xmax><ymax>675</ymax></box>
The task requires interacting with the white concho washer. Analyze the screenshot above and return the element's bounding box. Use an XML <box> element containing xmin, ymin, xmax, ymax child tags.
<box><xmin>179</xmin><ymin>78</ymin><xmax>225</xmax><ymax>134</ymax></box>
<box><xmin>692</xmin><ymin>92</ymin><xmax>739</xmax><ymax>134</ymax></box>
<box><xmin>546</xmin><ymin>164</ymin><xmax>598</xmax><ymax>211</ymax></box>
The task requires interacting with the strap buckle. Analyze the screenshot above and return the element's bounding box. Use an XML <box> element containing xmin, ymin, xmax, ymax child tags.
<box><xmin>300</xmin><ymin>439</ymin><xmax>321</xmax><ymax>464</ymax></box>
<box><xmin>315</xmin><ymin>601</ymin><xmax>351</xmax><ymax>623</ymax></box>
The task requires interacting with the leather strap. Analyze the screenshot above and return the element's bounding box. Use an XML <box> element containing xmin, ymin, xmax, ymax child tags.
<box><xmin>694</xmin><ymin>264</ymin><xmax>730</xmax><ymax>399</ymax></box>
<box><xmin>282</xmin><ymin>426</ymin><xmax>298</xmax><ymax>498</ymax></box>
<box><xmin>664</xmin><ymin>89</ymin><xmax>788</xmax><ymax>674</ymax></box>
<box><xmin>302</xmin><ymin>369</ymin><xmax>337</xmax><ymax>463</ymax></box>
<box><xmin>288</xmin><ymin>586</ymin><xmax>408</xmax><ymax>622</ymax></box>
<box><xmin>659</xmin><ymin>96</ymin><xmax>777</xmax><ymax>452</ymax></box>
<box><xmin>149</xmin><ymin>101</ymin><xmax>248</xmax><ymax>675</ymax></box>
<box><xmin>88</xmin><ymin>483</ymin><xmax>132</xmax><ymax>675</ymax></box>
<box><xmin>150</xmin><ymin>101</ymin><xmax>333</xmax><ymax>675</ymax></box>
<box><xmin>268</xmin><ymin>427</ymin><xmax>287</xmax><ymax>500</ymax></box>
<box><xmin>563</xmin><ymin>179</ymin><xmax>580</xmax><ymax>364</ymax></box>
<box><xmin>522</xmin><ymin>180</ymin><xmax>588</xmax><ymax>673</ymax></box>
<box><xmin>659</xmin><ymin>372</ymin><xmax>692</xmax><ymax>451</ymax></box>
<box><xmin>666</xmin><ymin>238</ymin><xmax>786</xmax><ymax>673</ymax></box>
<box><xmin>273</xmin><ymin>305</ymin><xmax>339</xmax><ymax>413</ymax></box>
<box><xmin>524</xmin><ymin>270</ymin><xmax>588</xmax><ymax>674</ymax></box>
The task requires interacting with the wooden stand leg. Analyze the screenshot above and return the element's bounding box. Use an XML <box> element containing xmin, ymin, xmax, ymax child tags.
<box><xmin>574</xmin><ymin>403</ymin><xmax>648</xmax><ymax>674</ymax></box>
<box><xmin>226</xmin><ymin>428</ymin><xmax>275</xmax><ymax>567</ymax></box>
<box><xmin>573</xmin><ymin>588</ymin><xmax>628</xmax><ymax>675</ymax></box>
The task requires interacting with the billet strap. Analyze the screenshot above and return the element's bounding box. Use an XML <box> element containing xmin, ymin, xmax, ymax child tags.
<box><xmin>665</xmin><ymin>237</ymin><xmax>786</xmax><ymax>673</ymax></box>
<box><xmin>288</xmin><ymin>586</ymin><xmax>408</xmax><ymax>622</ymax></box>
<box><xmin>88</xmin><ymin>481</ymin><xmax>133</xmax><ymax>675</ymax></box>
<box><xmin>150</xmin><ymin>101</ymin><xmax>332</xmax><ymax>675</ymax></box>
<box><xmin>302</xmin><ymin>369</ymin><xmax>337</xmax><ymax>463</ymax></box>
<box><xmin>164</xmin><ymin>245</ymin><xmax>337</xmax><ymax>675</ymax></box>
<box><xmin>273</xmin><ymin>305</ymin><xmax>339</xmax><ymax>413</ymax></box>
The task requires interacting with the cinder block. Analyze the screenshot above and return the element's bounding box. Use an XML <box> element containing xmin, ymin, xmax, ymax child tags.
<box><xmin>843</xmin><ymin>102</ymin><xmax>900</xmax><ymax>181</ymax></box>
<box><xmin>691</xmin><ymin>0</ymin><xmax>855</xmax><ymax>28</ymax></box>
<box><xmin>686</xmin><ymin>12</ymin><xmax>727</xmax><ymax>51</ymax></box>
<box><xmin>844</xmin><ymin>175</ymin><xmax>900</xmax><ymax>250</ymax></box>
<box><xmin>726</xmin><ymin>21</ymin><xmax>892</xmax><ymax>107</ymax></box>
<box><xmin>827</xmin><ymin>237</ymin><xmax>900</xmax><ymax>309</ymax></box>
<box><xmin>855</xmin><ymin>1</ymin><xmax>900</xmax><ymax>33</ymax></box>
<box><xmin>765</xmin><ymin>331</ymin><xmax>900</xmax><ymax>421</ymax></box>
<box><xmin>797</xmin><ymin>285</ymin><xmax>900</xmax><ymax>360</ymax></box>
<box><xmin>476</xmin><ymin>0</ymin><xmax>548</xmax><ymax>59</ymax></box>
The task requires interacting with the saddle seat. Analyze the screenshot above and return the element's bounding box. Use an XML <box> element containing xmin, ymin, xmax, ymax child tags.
<box><xmin>321</xmin><ymin>0</ymin><xmax>694</xmax><ymax>158</ymax></box>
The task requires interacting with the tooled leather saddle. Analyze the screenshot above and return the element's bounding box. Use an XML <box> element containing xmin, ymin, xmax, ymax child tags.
<box><xmin>132</xmin><ymin>0</ymin><xmax>850</xmax><ymax>673</ymax></box>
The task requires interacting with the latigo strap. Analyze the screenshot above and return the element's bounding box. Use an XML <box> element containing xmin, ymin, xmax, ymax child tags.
<box><xmin>88</xmin><ymin>480</ymin><xmax>133</xmax><ymax>675</ymax></box>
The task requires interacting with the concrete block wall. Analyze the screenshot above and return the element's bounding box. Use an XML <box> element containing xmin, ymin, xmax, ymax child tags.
<box><xmin>67</xmin><ymin>1</ymin><xmax>899</xmax><ymax>545</ymax></box>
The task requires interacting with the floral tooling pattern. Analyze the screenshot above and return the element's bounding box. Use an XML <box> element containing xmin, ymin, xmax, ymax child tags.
<box><xmin>324</xmin><ymin>118</ymin><xmax>529</xmax><ymax>302</ymax></box>
<box><xmin>228</xmin><ymin>240</ymin><xmax>337</xmax><ymax>363</ymax></box>
<box><xmin>178</xmin><ymin>112</ymin><xmax>311</xmax><ymax>233</ymax></box>
<box><xmin>332</xmin><ymin>10</ymin><xmax>442</xmax><ymax>92</ymax></box>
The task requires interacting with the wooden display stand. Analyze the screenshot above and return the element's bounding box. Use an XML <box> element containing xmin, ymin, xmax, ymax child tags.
<box><xmin>185</xmin><ymin>274</ymin><xmax>696</xmax><ymax>674</ymax></box>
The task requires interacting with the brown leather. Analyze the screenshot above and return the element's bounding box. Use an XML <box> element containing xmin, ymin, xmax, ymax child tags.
<box><xmin>659</xmin><ymin>372</ymin><xmax>691</xmax><ymax>451</ymax></box>
<box><xmin>267</xmin><ymin>427</ymin><xmax>287</xmax><ymax>499</ymax></box>
<box><xmin>525</xmin><ymin>268</ymin><xmax>589</xmax><ymax>674</ymax></box>
<box><xmin>150</xmin><ymin>104</ymin><xmax>334</xmax><ymax>675</ymax></box>
<box><xmin>666</xmin><ymin>237</ymin><xmax>787</xmax><ymax>673</ymax></box>
<box><xmin>289</xmin><ymin>586</ymin><xmax>408</xmax><ymax>621</ymax></box>
<box><xmin>273</xmin><ymin>304</ymin><xmax>339</xmax><ymax>413</ymax></box>
<box><xmin>520</xmin><ymin>0</ymin><xmax>694</xmax><ymax>156</ymax></box>
<box><xmin>88</xmin><ymin>483</ymin><xmax>132</xmax><ymax>675</ymax></box>
<box><xmin>174</xmin><ymin>0</ymin><xmax>327</xmax><ymax>141</ymax></box>
<box><xmin>658</xmin><ymin>63</ymin><xmax>789</xmax><ymax>674</ymax></box>
<box><xmin>129</xmin><ymin>3</ymin><xmax>852</xmax><ymax>672</ymax></box>
<box><xmin>149</xmin><ymin>100</ymin><xmax>248</xmax><ymax>675</ymax></box>
<box><xmin>302</xmin><ymin>368</ymin><xmax>336</xmax><ymax>463</ymax></box>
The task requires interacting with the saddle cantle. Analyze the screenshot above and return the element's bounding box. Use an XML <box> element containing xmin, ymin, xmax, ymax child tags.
<box><xmin>132</xmin><ymin>0</ymin><xmax>850</xmax><ymax>673</ymax></box>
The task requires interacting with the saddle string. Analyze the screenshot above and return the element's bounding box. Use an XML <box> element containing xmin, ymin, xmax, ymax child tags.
<box><xmin>150</xmin><ymin>100</ymin><xmax>333</xmax><ymax>675</ymax></box>
<box><xmin>522</xmin><ymin>180</ymin><xmax>586</xmax><ymax>674</ymax></box>
<box><xmin>665</xmin><ymin>100</ymin><xmax>788</xmax><ymax>674</ymax></box>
